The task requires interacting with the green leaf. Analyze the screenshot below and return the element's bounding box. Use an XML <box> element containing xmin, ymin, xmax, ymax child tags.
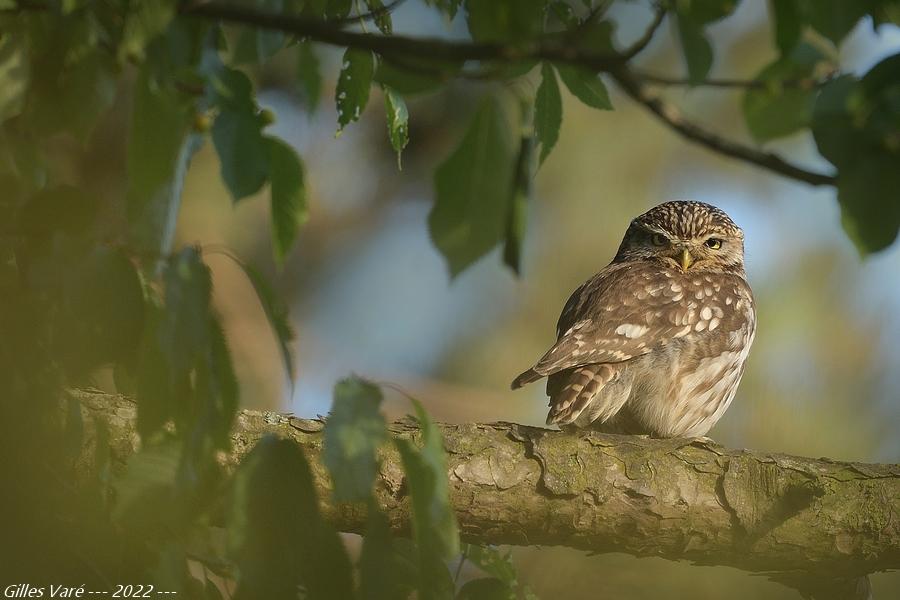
<box><xmin>463</xmin><ymin>545</ymin><xmax>517</xmax><ymax>586</ymax></box>
<box><xmin>811</xmin><ymin>75</ymin><xmax>858</xmax><ymax>168</ymax></box>
<box><xmin>457</xmin><ymin>578</ymin><xmax>514</xmax><ymax>600</ymax></box>
<box><xmin>126</xmin><ymin>67</ymin><xmax>198</xmax><ymax>257</ymax></box>
<box><xmin>675</xmin><ymin>14</ymin><xmax>714</xmax><ymax>84</ymax></box>
<box><xmin>296</xmin><ymin>41</ymin><xmax>322</xmax><ymax>112</ymax></box>
<box><xmin>323</xmin><ymin>377</ymin><xmax>387</xmax><ymax>502</ymax></box>
<box><xmin>229</xmin><ymin>436</ymin><xmax>355</xmax><ymax>600</ymax></box>
<box><xmin>429</xmin><ymin>98</ymin><xmax>515</xmax><ymax>277</ymax></box>
<box><xmin>120</xmin><ymin>0</ymin><xmax>178</xmax><ymax>62</ymax></box>
<box><xmin>136</xmin><ymin>303</ymin><xmax>188</xmax><ymax>439</ymax></box>
<box><xmin>555</xmin><ymin>64</ymin><xmax>612</xmax><ymax>110</ymax></box>
<box><xmin>266</xmin><ymin>136</ymin><xmax>308</xmax><ymax>263</ymax></box>
<box><xmin>535</xmin><ymin>63</ymin><xmax>562</xmax><ymax>164</ymax></box>
<box><xmin>837</xmin><ymin>154</ymin><xmax>900</xmax><ymax>253</ymax></box>
<box><xmin>160</xmin><ymin>247</ymin><xmax>212</xmax><ymax>377</ymax></box>
<box><xmin>366</xmin><ymin>0</ymin><xmax>393</xmax><ymax>34</ymax></box>
<box><xmin>212</xmin><ymin>107</ymin><xmax>269</xmax><ymax>202</ymax></box>
<box><xmin>395</xmin><ymin>399</ymin><xmax>459</xmax><ymax>600</ymax></box>
<box><xmin>770</xmin><ymin>0</ymin><xmax>802</xmax><ymax>55</ymax></box>
<box><xmin>743</xmin><ymin>43</ymin><xmax>828</xmax><ymax>142</ymax></box>
<box><xmin>232</xmin><ymin>259</ymin><xmax>296</xmax><ymax>388</ymax></box>
<box><xmin>0</xmin><ymin>33</ymin><xmax>28</xmax><ymax>122</ymax></box>
<box><xmin>383</xmin><ymin>86</ymin><xmax>409</xmax><ymax>168</ymax></box>
<box><xmin>336</xmin><ymin>48</ymin><xmax>375</xmax><ymax>133</ymax></box>
<box><xmin>465</xmin><ymin>0</ymin><xmax>545</xmax><ymax>42</ymax></box>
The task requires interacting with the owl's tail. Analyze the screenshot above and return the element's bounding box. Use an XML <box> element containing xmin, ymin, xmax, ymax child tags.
<box><xmin>510</xmin><ymin>368</ymin><xmax>543</xmax><ymax>390</ymax></box>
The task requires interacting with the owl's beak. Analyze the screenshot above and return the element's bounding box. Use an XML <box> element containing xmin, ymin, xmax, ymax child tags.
<box><xmin>679</xmin><ymin>248</ymin><xmax>694</xmax><ymax>271</ymax></box>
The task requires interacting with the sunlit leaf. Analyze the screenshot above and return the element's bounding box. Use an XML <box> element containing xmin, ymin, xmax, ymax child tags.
<box><xmin>229</xmin><ymin>436</ymin><xmax>354</xmax><ymax>600</ymax></box>
<box><xmin>383</xmin><ymin>86</ymin><xmax>409</xmax><ymax>168</ymax></box>
<box><xmin>336</xmin><ymin>48</ymin><xmax>375</xmax><ymax>133</ymax></box>
<box><xmin>535</xmin><ymin>63</ymin><xmax>562</xmax><ymax>164</ymax></box>
<box><xmin>556</xmin><ymin>64</ymin><xmax>613</xmax><ymax>110</ymax></box>
<box><xmin>323</xmin><ymin>377</ymin><xmax>387</xmax><ymax>502</ymax></box>
<box><xmin>266</xmin><ymin>136</ymin><xmax>308</xmax><ymax>263</ymax></box>
<box><xmin>429</xmin><ymin>97</ymin><xmax>515</xmax><ymax>277</ymax></box>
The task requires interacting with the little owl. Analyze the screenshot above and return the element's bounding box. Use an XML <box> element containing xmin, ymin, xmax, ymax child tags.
<box><xmin>512</xmin><ymin>201</ymin><xmax>756</xmax><ymax>438</ymax></box>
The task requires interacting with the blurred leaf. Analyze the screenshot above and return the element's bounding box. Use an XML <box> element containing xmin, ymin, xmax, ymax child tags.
<box><xmin>126</xmin><ymin>67</ymin><xmax>198</xmax><ymax>256</ymax></box>
<box><xmin>159</xmin><ymin>247</ymin><xmax>212</xmax><ymax>377</ymax></box>
<box><xmin>120</xmin><ymin>0</ymin><xmax>178</xmax><ymax>61</ymax></box>
<box><xmin>336</xmin><ymin>48</ymin><xmax>375</xmax><ymax>133</ymax></box>
<box><xmin>18</xmin><ymin>184</ymin><xmax>98</xmax><ymax>238</ymax></box>
<box><xmin>323</xmin><ymin>377</ymin><xmax>387</xmax><ymax>502</ymax></box>
<box><xmin>266</xmin><ymin>136</ymin><xmax>308</xmax><ymax>263</ymax></box>
<box><xmin>429</xmin><ymin>97</ymin><xmax>515</xmax><ymax>277</ymax></box>
<box><xmin>535</xmin><ymin>63</ymin><xmax>562</xmax><ymax>164</ymax></box>
<box><xmin>57</xmin><ymin>247</ymin><xmax>145</xmax><ymax>375</ymax></box>
<box><xmin>231</xmin><ymin>0</ymin><xmax>285</xmax><ymax>64</ymax></box>
<box><xmin>229</xmin><ymin>436</ymin><xmax>355</xmax><ymax>600</ymax></box>
<box><xmin>812</xmin><ymin>55</ymin><xmax>900</xmax><ymax>253</ymax></box>
<box><xmin>548</xmin><ymin>1</ymin><xmax>577</xmax><ymax>28</ymax></box>
<box><xmin>770</xmin><ymin>0</ymin><xmax>802</xmax><ymax>55</ymax></box>
<box><xmin>457</xmin><ymin>578</ymin><xmax>513</xmax><ymax>600</ymax></box>
<box><xmin>194</xmin><ymin>315</ymin><xmax>239</xmax><ymax>450</ymax></box>
<box><xmin>395</xmin><ymin>398</ymin><xmax>459</xmax><ymax>600</ymax></box>
<box><xmin>463</xmin><ymin>545</ymin><xmax>516</xmax><ymax>586</ymax></box>
<box><xmin>465</xmin><ymin>0</ymin><xmax>545</xmax><ymax>42</ymax></box>
<box><xmin>366</xmin><ymin>0</ymin><xmax>393</xmax><ymax>34</ymax></box>
<box><xmin>743</xmin><ymin>43</ymin><xmax>828</xmax><ymax>142</ymax></box>
<box><xmin>360</xmin><ymin>508</ymin><xmax>417</xmax><ymax>600</ymax></box>
<box><xmin>799</xmin><ymin>0</ymin><xmax>867</xmax><ymax>46</ymax></box>
<box><xmin>678</xmin><ymin>0</ymin><xmax>741</xmax><ymax>24</ymax></box>
<box><xmin>503</xmin><ymin>122</ymin><xmax>534</xmax><ymax>275</ymax></box>
<box><xmin>837</xmin><ymin>155</ymin><xmax>900</xmax><ymax>253</ymax></box>
<box><xmin>383</xmin><ymin>85</ymin><xmax>409</xmax><ymax>168</ymax></box>
<box><xmin>375</xmin><ymin>56</ymin><xmax>460</xmax><ymax>95</ymax></box>
<box><xmin>231</xmin><ymin>259</ymin><xmax>296</xmax><ymax>387</ymax></box>
<box><xmin>555</xmin><ymin>64</ymin><xmax>612</xmax><ymax>110</ymax></box>
<box><xmin>296</xmin><ymin>41</ymin><xmax>322</xmax><ymax>112</ymax></box>
<box><xmin>212</xmin><ymin>108</ymin><xmax>269</xmax><ymax>202</ymax></box>
<box><xmin>112</xmin><ymin>440</ymin><xmax>180</xmax><ymax>526</ymax></box>
<box><xmin>0</xmin><ymin>33</ymin><xmax>28</xmax><ymax>122</ymax></box>
<box><xmin>327</xmin><ymin>0</ymin><xmax>353</xmax><ymax>18</ymax></box>
<box><xmin>675</xmin><ymin>14</ymin><xmax>713</xmax><ymax>84</ymax></box>
<box><xmin>427</xmin><ymin>0</ymin><xmax>463</xmax><ymax>19</ymax></box>
<box><xmin>137</xmin><ymin>303</ymin><xmax>185</xmax><ymax>439</ymax></box>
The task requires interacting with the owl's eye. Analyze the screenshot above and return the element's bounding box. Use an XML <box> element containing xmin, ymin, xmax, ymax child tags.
<box><xmin>651</xmin><ymin>233</ymin><xmax>668</xmax><ymax>246</ymax></box>
<box><xmin>705</xmin><ymin>238</ymin><xmax>723</xmax><ymax>250</ymax></box>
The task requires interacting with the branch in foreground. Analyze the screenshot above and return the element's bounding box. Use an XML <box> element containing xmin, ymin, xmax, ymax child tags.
<box><xmin>77</xmin><ymin>390</ymin><xmax>900</xmax><ymax>580</ymax></box>
<box><xmin>609</xmin><ymin>67</ymin><xmax>838</xmax><ymax>186</ymax></box>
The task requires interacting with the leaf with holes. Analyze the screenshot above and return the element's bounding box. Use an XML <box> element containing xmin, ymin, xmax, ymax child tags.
<box><xmin>336</xmin><ymin>48</ymin><xmax>375</xmax><ymax>133</ymax></box>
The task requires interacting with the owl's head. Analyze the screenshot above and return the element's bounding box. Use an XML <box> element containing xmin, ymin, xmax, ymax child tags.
<box><xmin>613</xmin><ymin>201</ymin><xmax>746</xmax><ymax>275</ymax></box>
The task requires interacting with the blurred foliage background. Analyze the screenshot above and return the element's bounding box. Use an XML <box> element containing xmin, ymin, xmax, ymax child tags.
<box><xmin>166</xmin><ymin>2</ymin><xmax>900</xmax><ymax>597</ymax></box>
<box><xmin>1</xmin><ymin>0</ymin><xmax>899</xmax><ymax>597</ymax></box>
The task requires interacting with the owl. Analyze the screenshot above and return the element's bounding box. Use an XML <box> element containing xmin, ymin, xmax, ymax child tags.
<box><xmin>512</xmin><ymin>201</ymin><xmax>756</xmax><ymax>438</ymax></box>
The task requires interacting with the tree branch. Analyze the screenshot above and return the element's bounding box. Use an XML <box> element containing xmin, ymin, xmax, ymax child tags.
<box><xmin>608</xmin><ymin>66</ymin><xmax>838</xmax><ymax>186</ymax></box>
<box><xmin>77</xmin><ymin>390</ymin><xmax>900</xmax><ymax>580</ymax></box>
<box><xmin>620</xmin><ymin>4</ymin><xmax>667</xmax><ymax>61</ymax></box>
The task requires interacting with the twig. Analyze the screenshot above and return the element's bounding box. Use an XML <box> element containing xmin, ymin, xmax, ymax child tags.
<box><xmin>620</xmin><ymin>4</ymin><xmax>667</xmax><ymax>61</ymax></box>
<box><xmin>608</xmin><ymin>66</ymin><xmax>837</xmax><ymax>186</ymax></box>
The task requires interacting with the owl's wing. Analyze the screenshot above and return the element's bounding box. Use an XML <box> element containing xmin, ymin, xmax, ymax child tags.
<box><xmin>530</xmin><ymin>263</ymin><xmax>680</xmax><ymax>376</ymax></box>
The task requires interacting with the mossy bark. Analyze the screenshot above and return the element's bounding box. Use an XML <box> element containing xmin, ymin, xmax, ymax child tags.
<box><xmin>74</xmin><ymin>390</ymin><xmax>900</xmax><ymax>581</ymax></box>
